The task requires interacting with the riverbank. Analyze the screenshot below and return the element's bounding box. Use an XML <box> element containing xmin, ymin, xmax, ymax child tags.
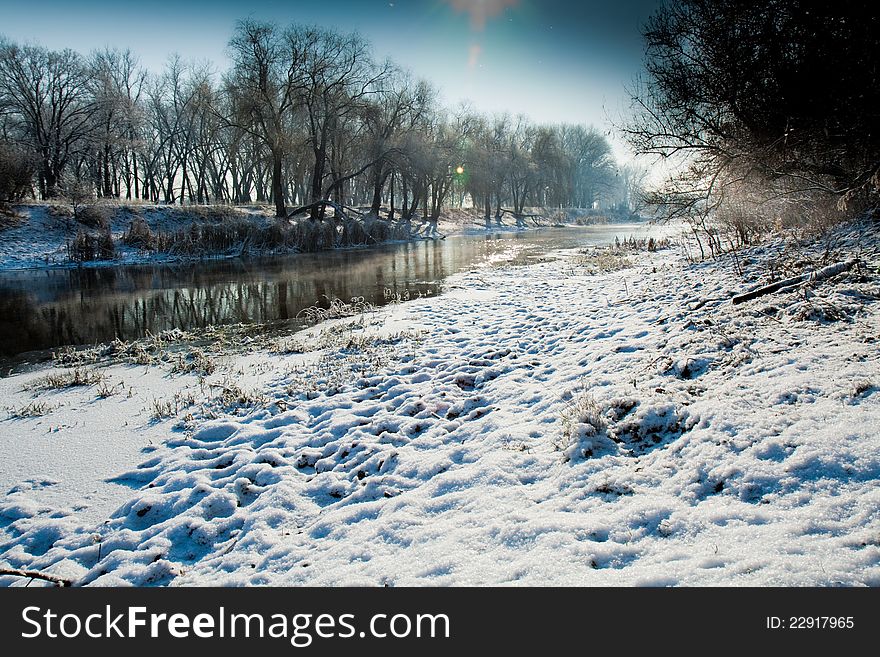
<box><xmin>0</xmin><ymin>203</ymin><xmax>402</xmax><ymax>271</ymax></box>
<box><xmin>0</xmin><ymin>203</ymin><xmax>609</xmax><ymax>272</ymax></box>
<box><xmin>1</xmin><ymin>219</ymin><xmax>878</xmax><ymax>586</ymax></box>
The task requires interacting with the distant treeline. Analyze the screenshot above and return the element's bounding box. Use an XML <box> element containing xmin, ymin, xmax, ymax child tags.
<box><xmin>0</xmin><ymin>21</ymin><xmax>644</xmax><ymax>219</ymax></box>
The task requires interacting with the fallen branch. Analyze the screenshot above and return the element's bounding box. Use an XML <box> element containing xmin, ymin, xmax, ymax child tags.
<box><xmin>287</xmin><ymin>200</ymin><xmax>363</xmax><ymax>221</ymax></box>
<box><xmin>500</xmin><ymin>208</ymin><xmax>541</xmax><ymax>219</ymax></box>
<box><xmin>0</xmin><ymin>567</ymin><xmax>73</xmax><ymax>587</ymax></box>
<box><xmin>689</xmin><ymin>296</ymin><xmax>729</xmax><ymax>311</ymax></box>
<box><xmin>731</xmin><ymin>259</ymin><xmax>858</xmax><ymax>305</ymax></box>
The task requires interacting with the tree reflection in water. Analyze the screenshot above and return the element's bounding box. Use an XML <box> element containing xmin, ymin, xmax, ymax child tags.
<box><xmin>0</xmin><ymin>236</ymin><xmax>465</xmax><ymax>359</ymax></box>
<box><xmin>0</xmin><ymin>227</ymin><xmax>651</xmax><ymax>362</ymax></box>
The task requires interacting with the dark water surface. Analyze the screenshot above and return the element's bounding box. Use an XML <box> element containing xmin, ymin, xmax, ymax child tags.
<box><xmin>0</xmin><ymin>225</ymin><xmax>657</xmax><ymax>365</ymax></box>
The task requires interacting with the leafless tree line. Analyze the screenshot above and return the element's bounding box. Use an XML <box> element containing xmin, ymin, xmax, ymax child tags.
<box><xmin>0</xmin><ymin>21</ymin><xmax>637</xmax><ymax>219</ymax></box>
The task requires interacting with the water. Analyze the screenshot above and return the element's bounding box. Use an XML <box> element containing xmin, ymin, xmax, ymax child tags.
<box><xmin>0</xmin><ymin>224</ymin><xmax>658</xmax><ymax>365</ymax></box>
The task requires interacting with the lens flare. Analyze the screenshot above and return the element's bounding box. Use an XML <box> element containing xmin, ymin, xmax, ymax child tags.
<box><xmin>467</xmin><ymin>44</ymin><xmax>482</xmax><ymax>69</ymax></box>
<box><xmin>444</xmin><ymin>0</ymin><xmax>519</xmax><ymax>31</ymax></box>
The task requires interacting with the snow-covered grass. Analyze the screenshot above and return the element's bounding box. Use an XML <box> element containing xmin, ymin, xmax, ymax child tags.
<box><xmin>1</xmin><ymin>220</ymin><xmax>878</xmax><ymax>586</ymax></box>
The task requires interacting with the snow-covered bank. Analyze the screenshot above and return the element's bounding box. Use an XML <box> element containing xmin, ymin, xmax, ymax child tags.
<box><xmin>1</xmin><ymin>221</ymin><xmax>878</xmax><ymax>586</ymax></box>
<box><xmin>0</xmin><ymin>204</ymin><xmax>534</xmax><ymax>271</ymax></box>
<box><xmin>0</xmin><ymin>203</ymin><xmax>641</xmax><ymax>271</ymax></box>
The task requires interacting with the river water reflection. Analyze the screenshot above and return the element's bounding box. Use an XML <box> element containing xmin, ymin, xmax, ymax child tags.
<box><xmin>0</xmin><ymin>224</ymin><xmax>659</xmax><ymax>363</ymax></box>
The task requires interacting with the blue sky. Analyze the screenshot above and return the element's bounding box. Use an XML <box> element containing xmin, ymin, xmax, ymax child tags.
<box><xmin>0</xmin><ymin>0</ymin><xmax>661</xmax><ymax>157</ymax></box>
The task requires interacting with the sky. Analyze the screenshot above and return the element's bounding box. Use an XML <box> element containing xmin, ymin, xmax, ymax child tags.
<box><xmin>0</xmin><ymin>0</ymin><xmax>662</xmax><ymax>161</ymax></box>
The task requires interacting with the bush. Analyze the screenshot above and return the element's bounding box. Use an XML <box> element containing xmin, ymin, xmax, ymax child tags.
<box><xmin>123</xmin><ymin>216</ymin><xmax>156</xmax><ymax>250</ymax></box>
<box><xmin>97</xmin><ymin>229</ymin><xmax>115</xmax><ymax>260</ymax></box>
<box><xmin>69</xmin><ymin>229</ymin><xmax>115</xmax><ymax>262</ymax></box>
<box><xmin>76</xmin><ymin>203</ymin><xmax>112</xmax><ymax>229</ymax></box>
<box><xmin>69</xmin><ymin>230</ymin><xmax>95</xmax><ymax>262</ymax></box>
<box><xmin>0</xmin><ymin>143</ymin><xmax>34</xmax><ymax>204</ymax></box>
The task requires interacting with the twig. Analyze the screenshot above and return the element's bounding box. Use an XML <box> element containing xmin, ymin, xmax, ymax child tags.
<box><xmin>0</xmin><ymin>568</ymin><xmax>73</xmax><ymax>587</ymax></box>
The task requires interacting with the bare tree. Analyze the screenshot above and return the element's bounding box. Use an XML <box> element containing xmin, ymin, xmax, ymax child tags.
<box><xmin>88</xmin><ymin>48</ymin><xmax>146</xmax><ymax>200</ymax></box>
<box><xmin>226</xmin><ymin>20</ymin><xmax>307</xmax><ymax>217</ymax></box>
<box><xmin>297</xmin><ymin>26</ymin><xmax>390</xmax><ymax>209</ymax></box>
<box><xmin>360</xmin><ymin>71</ymin><xmax>433</xmax><ymax>217</ymax></box>
<box><xmin>0</xmin><ymin>39</ymin><xmax>96</xmax><ymax>197</ymax></box>
<box><xmin>559</xmin><ymin>124</ymin><xmax>616</xmax><ymax>208</ymax></box>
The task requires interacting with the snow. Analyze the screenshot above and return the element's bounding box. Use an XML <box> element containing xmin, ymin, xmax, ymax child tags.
<box><xmin>1</xmin><ymin>220</ymin><xmax>878</xmax><ymax>586</ymax></box>
<box><xmin>0</xmin><ymin>366</ymin><xmax>203</xmax><ymax>527</ymax></box>
<box><xmin>0</xmin><ymin>204</ymin><xmax>280</xmax><ymax>270</ymax></box>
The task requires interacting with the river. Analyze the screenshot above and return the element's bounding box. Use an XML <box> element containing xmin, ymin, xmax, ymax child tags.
<box><xmin>0</xmin><ymin>224</ymin><xmax>660</xmax><ymax>366</ymax></box>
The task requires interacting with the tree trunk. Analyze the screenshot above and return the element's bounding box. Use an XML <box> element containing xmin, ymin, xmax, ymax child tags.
<box><xmin>389</xmin><ymin>171</ymin><xmax>395</xmax><ymax>221</ymax></box>
<box><xmin>103</xmin><ymin>144</ymin><xmax>113</xmax><ymax>197</ymax></box>
<box><xmin>731</xmin><ymin>259</ymin><xmax>858</xmax><ymax>304</ymax></box>
<box><xmin>370</xmin><ymin>167</ymin><xmax>392</xmax><ymax>217</ymax></box>
<box><xmin>272</xmin><ymin>151</ymin><xmax>286</xmax><ymax>218</ymax></box>
<box><xmin>401</xmin><ymin>176</ymin><xmax>412</xmax><ymax>219</ymax></box>
<box><xmin>422</xmin><ymin>176</ymin><xmax>429</xmax><ymax>220</ymax></box>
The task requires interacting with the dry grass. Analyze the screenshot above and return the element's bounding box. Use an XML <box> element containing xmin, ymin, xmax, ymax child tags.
<box><xmin>296</xmin><ymin>297</ymin><xmax>374</xmax><ymax>326</ymax></box>
<box><xmin>52</xmin><ymin>324</ymin><xmax>275</xmax><ymax>371</ymax></box>
<box><xmin>95</xmin><ymin>380</ymin><xmax>122</xmax><ymax>398</ymax></box>
<box><xmin>209</xmin><ymin>379</ymin><xmax>268</xmax><ymax>410</ymax></box>
<box><xmin>560</xmin><ymin>393</ymin><xmax>606</xmax><ymax>444</ymax></box>
<box><xmin>23</xmin><ymin>201</ymin><xmax>421</xmax><ymax>264</ymax></box>
<box><xmin>170</xmin><ymin>348</ymin><xmax>217</xmax><ymax>376</ymax></box>
<box><xmin>129</xmin><ymin>213</ymin><xmax>412</xmax><ymax>257</ymax></box>
<box><xmin>613</xmin><ymin>235</ymin><xmax>672</xmax><ymax>252</ymax></box>
<box><xmin>575</xmin><ymin>248</ymin><xmax>633</xmax><ymax>275</ymax></box>
<box><xmin>6</xmin><ymin>400</ymin><xmax>57</xmax><ymax>418</ymax></box>
<box><xmin>122</xmin><ymin>216</ymin><xmax>155</xmax><ymax>250</ymax></box>
<box><xmin>150</xmin><ymin>392</ymin><xmax>197</xmax><ymax>421</ymax></box>
<box><xmin>68</xmin><ymin>229</ymin><xmax>115</xmax><ymax>262</ymax></box>
<box><xmin>279</xmin><ymin>327</ymin><xmax>424</xmax><ymax>399</ymax></box>
<box><xmin>556</xmin><ymin>390</ymin><xmax>614</xmax><ymax>461</ymax></box>
<box><xmin>32</xmin><ymin>367</ymin><xmax>106</xmax><ymax>390</ymax></box>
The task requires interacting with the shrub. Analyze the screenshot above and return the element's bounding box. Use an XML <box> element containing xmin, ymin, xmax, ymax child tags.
<box><xmin>97</xmin><ymin>229</ymin><xmax>115</xmax><ymax>260</ymax></box>
<box><xmin>77</xmin><ymin>204</ymin><xmax>112</xmax><ymax>229</ymax></box>
<box><xmin>69</xmin><ymin>229</ymin><xmax>115</xmax><ymax>262</ymax></box>
<box><xmin>123</xmin><ymin>216</ymin><xmax>156</xmax><ymax>250</ymax></box>
<box><xmin>69</xmin><ymin>230</ymin><xmax>95</xmax><ymax>262</ymax></box>
<box><xmin>0</xmin><ymin>144</ymin><xmax>35</xmax><ymax>204</ymax></box>
<box><xmin>0</xmin><ymin>143</ymin><xmax>34</xmax><ymax>204</ymax></box>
